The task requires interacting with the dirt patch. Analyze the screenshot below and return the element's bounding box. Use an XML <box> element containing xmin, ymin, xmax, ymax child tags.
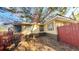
<box><xmin>34</xmin><ymin>36</ymin><xmax>79</xmax><ymax>51</ymax></box>
<box><xmin>14</xmin><ymin>36</ymin><xmax>79</xmax><ymax>51</ymax></box>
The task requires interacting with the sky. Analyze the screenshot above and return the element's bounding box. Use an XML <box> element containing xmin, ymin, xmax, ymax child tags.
<box><xmin>0</xmin><ymin>7</ymin><xmax>79</xmax><ymax>25</ymax></box>
<box><xmin>0</xmin><ymin>8</ymin><xmax>23</xmax><ymax>25</ymax></box>
<box><xmin>65</xmin><ymin>7</ymin><xmax>79</xmax><ymax>17</ymax></box>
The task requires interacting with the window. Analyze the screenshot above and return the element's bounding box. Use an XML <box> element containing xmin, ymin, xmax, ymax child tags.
<box><xmin>48</xmin><ymin>23</ymin><xmax>54</xmax><ymax>31</ymax></box>
<box><xmin>14</xmin><ymin>25</ymin><xmax>22</xmax><ymax>32</ymax></box>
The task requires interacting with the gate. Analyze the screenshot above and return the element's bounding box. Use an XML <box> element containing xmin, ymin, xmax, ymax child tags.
<box><xmin>57</xmin><ymin>23</ymin><xmax>79</xmax><ymax>47</ymax></box>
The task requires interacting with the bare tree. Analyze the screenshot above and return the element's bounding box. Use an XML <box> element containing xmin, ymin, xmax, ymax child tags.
<box><xmin>5</xmin><ymin>7</ymin><xmax>68</xmax><ymax>23</ymax></box>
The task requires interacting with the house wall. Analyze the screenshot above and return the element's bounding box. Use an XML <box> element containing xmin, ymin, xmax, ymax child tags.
<box><xmin>31</xmin><ymin>24</ymin><xmax>40</xmax><ymax>34</ymax></box>
<box><xmin>21</xmin><ymin>24</ymin><xmax>40</xmax><ymax>35</ymax></box>
<box><xmin>44</xmin><ymin>19</ymin><xmax>71</xmax><ymax>40</ymax></box>
<box><xmin>44</xmin><ymin>21</ymin><xmax>57</xmax><ymax>35</ymax></box>
<box><xmin>44</xmin><ymin>19</ymin><xmax>70</xmax><ymax>35</ymax></box>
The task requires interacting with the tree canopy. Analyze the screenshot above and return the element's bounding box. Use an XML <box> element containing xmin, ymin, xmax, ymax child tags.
<box><xmin>5</xmin><ymin>7</ymin><xmax>79</xmax><ymax>23</ymax></box>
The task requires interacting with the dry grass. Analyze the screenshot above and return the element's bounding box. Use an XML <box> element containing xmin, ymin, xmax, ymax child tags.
<box><xmin>14</xmin><ymin>35</ymin><xmax>79</xmax><ymax>51</ymax></box>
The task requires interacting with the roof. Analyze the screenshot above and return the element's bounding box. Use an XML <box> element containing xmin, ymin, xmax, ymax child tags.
<box><xmin>14</xmin><ymin>22</ymin><xmax>44</xmax><ymax>26</ymax></box>
<box><xmin>44</xmin><ymin>15</ymin><xmax>79</xmax><ymax>24</ymax></box>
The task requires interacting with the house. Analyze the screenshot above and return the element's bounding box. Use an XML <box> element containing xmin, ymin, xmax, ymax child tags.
<box><xmin>44</xmin><ymin>15</ymin><xmax>78</xmax><ymax>40</ymax></box>
<box><xmin>13</xmin><ymin>15</ymin><xmax>79</xmax><ymax>39</ymax></box>
<box><xmin>13</xmin><ymin>22</ymin><xmax>44</xmax><ymax>36</ymax></box>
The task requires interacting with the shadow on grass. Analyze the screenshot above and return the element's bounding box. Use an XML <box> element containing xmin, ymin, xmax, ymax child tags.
<box><xmin>34</xmin><ymin>33</ymin><xmax>79</xmax><ymax>51</ymax></box>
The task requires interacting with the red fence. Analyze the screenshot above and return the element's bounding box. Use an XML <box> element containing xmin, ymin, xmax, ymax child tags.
<box><xmin>57</xmin><ymin>23</ymin><xmax>79</xmax><ymax>47</ymax></box>
<box><xmin>0</xmin><ymin>31</ymin><xmax>14</xmax><ymax>50</ymax></box>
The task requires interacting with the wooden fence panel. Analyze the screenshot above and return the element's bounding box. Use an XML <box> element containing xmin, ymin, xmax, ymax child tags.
<box><xmin>57</xmin><ymin>23</ymin><xmax>79</xmax><ymax>47</ymax></box>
